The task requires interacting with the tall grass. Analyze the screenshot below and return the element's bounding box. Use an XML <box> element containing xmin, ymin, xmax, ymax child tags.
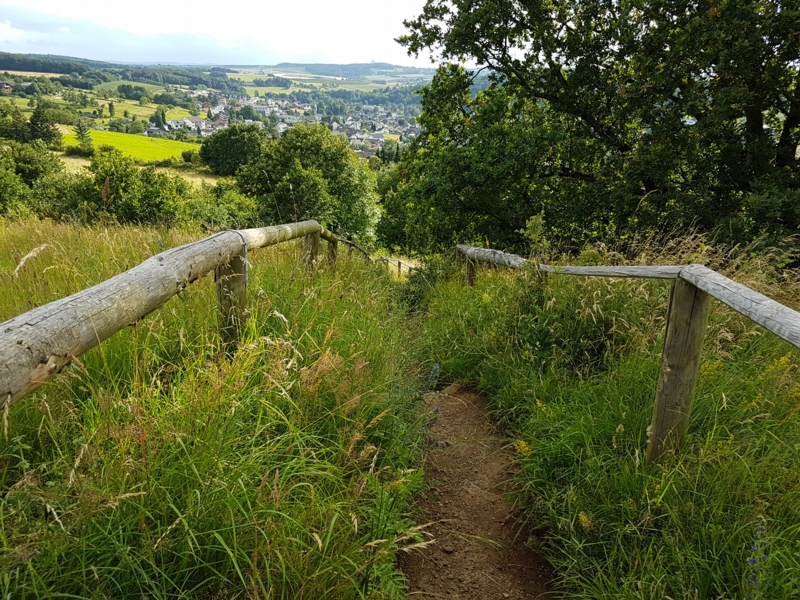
<box><xmin>413</xmin><ymin>238</ymin><xmax>800</xmax><ymax>599</ymax></box>
<box><xmin>0</xmin><ymin>220</ymin><xmax>425</xmax><ymax>599</ymax></box>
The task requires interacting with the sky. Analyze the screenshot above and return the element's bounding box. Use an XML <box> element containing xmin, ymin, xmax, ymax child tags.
<box><xmin>0</xmin><ymin>0</ymin><xmax>434</xmax><ymax>66</ymax></box>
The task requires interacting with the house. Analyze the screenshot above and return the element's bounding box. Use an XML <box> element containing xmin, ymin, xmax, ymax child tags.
<box><xmin>0</xmin><ymin>82</ymin><xmax>14</xmax><ymax>94</ymax></box>
<box><xmin>202</xmin><ymin>102</ymin><xmax>212</xmax><ymax>110</ymax></box>
<box><xmin>276</xmin><ymin>123</ymin><xmax>290</xmax><ymax>135</ymax></box>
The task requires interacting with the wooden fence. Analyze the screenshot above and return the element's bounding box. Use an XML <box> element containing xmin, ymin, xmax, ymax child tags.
<box><xmin>0</xmin><ymin>220</ymin><xmax>341</xmax><ymax>410</ymax></box>
<box><xmin>456</xmin><ymin>244</ymin><xmax>800</xmax><ymax>463</ymax></box>
<box><xmin>378</xmin><ymin>256</ymin><xmax>416</xmax><ymax>275</ymax></box>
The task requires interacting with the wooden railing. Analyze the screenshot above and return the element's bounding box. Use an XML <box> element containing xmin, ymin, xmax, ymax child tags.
<box><xmin>456</xmin><ymin>244</ymin><xmax>800</xmax><ymax>463</ymax></box>
<box><xmin>0</xmin><ymin>221</ymin><xmax>342</xmax><ymax>410</ymax></box>
<box><xmin>378</xmin><ymin>256</ymin><xmax>416</xmax><ymax>275</ymax></box>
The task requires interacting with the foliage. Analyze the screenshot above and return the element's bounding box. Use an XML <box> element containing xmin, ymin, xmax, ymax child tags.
<box><xmin>0</xmin><ymin>222</ymin><xmax>424</xmax><ymax>599</ymax></box>
<box><xmin>28</xmin><ymin>103</ymin><xmax>62</xmax><ymax>147</ymax></box>
<box><xmin>188</xmin><ymin>180</ymin><xmax>260</xmax><ymax>230</ymax></box>
<box><xmin>0</xmin><ymin>103</ymin><xmax>62</xmax><ymax>147</ymax></box>
<box><xmin>75</xmin><ymin>146</ymin><xmax>190</xmax><ymax>224</ymax></box>
<box><xmin>73</xmin><ymin>118</ymin><xmax>93</xmax><ymax>150</ymax></box>
<box><xmin>410</xmin><ymin>237</ymin><xmax>800</xmax><ymax>598</ymax></box>
<box><xmin>237</xmin><ymin>124</ymin><xmax>378</xmax><ymax>240</ymax></box>
<box><xmin>199</xmin><ymin>123</ymin><xmax>268</xmax><ymax>176</ymax></box>
<box><xmin>5</xmin><ymin>140</ymin><xmax>64</xmax><ymax>186</ymax></box>
<box><xmin>397</xmin><ymin>0</ymin><xmax>800</xmax><ymax>249</ymax></box>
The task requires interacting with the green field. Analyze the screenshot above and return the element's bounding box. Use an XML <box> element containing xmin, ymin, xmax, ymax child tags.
<box><xmin>93</xmin><ymin>79</ymin><xmax>165</xmax><ymax>93</ymax></box>
<box><xmin>63</xmin><ymin>129</ymin><xmax>199</xmax><ymax>161</ymax></box>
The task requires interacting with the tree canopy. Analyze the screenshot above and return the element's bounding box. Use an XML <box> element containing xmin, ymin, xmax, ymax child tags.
<box><xmin>237</xmin><ymin>124</ymin><xmax>378</xmax><ymax>240</ymax></box>
<box><xmin>392</xmin><ymin>0</ymin><xmax>800</xmax><ymax>250</ymax></box>
<box><xmin>200</xmin><ymin>124</ymin><xmax>269</xmax><ymax>176</ymax></box>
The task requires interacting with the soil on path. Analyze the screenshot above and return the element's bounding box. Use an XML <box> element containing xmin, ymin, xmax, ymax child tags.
<box><xmin>399</xmin><ymin>383</ymin><xmax>556</xmax><ymax>599</ymax></box>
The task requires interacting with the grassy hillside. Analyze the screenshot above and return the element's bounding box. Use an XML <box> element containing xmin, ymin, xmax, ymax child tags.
<box><xmin>411</xmin><ymin>239</ymin><xmax>800</xmax><ymax>598</ymax></box>
<box><xmin>63</xmin><ymin>129</ymin><xmax>199</xmax><ymax>161</ymax></box>
<box><xmin>0</xmin><ymin>220</ymin><xmax>426</xmax><ymax>598</ymax></box>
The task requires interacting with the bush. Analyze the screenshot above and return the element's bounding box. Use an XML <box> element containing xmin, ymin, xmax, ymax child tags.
<box><xmin>188</xmin><ymin>181</ymin><xmax>259</xmax><ymax>230</ymax></box>
<box><xmin>181</xmin><ymin>148</ymin><xmax>202</xmax><ymax>164</ymax></box>
<box><xmin>63</xmin><ymin>144</ymin><xmax>95</xmax><ymax>158</ymax></box>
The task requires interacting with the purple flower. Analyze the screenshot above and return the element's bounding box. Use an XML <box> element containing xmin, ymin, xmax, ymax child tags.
<box><xmin>749</xmin><ymin>558</ymin><xmax>758</xmax><ymax>566</ymax></box>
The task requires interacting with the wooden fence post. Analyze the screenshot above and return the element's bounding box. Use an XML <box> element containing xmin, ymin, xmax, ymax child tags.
<box><xmin>215</xmin><ymin>241</ymin><xmax>248</xmax><ymax>347</ymax></box>
<box><xmin>303</xmin><ymin>231</ymin><xmax>320</xmax><ymax>266</ymax></box>
<box><xmin>466</xmin><ymin>259</ymin><xmax>476</xmax><ymax>287</ymax></box>
<box><xmin>646</xmin><ymin>277</ymin><xmax>711</xmax><ymax>463</ymax></box>
<box><xmin>327</xmin><ymin>238</ymin><xmax>338</xmax><ymax>264</ymax></box>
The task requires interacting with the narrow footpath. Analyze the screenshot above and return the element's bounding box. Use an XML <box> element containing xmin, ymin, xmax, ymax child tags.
<box><xmin>399</xmin><ymin>384</ymin><xmax>556</xmax><ymax>599</ymax></box>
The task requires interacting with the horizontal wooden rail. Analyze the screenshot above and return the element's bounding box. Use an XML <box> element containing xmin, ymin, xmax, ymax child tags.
<box><xmin>1</xmin><ymin>220</ymin><xmax>340</xmax><ymax>408</ymax></box>
<box><xmin>378</xmin><ymin>256</ymin><xmax>416</xmax><ymax>274</ymax></box>
<box><xmin>455</xmin><ymin>245</ymin><xmax>683</xmax><ymax>279</ymax></box>
<box><xmin>456</xmin><ymin>243</ymin><xmax>800</xmax><ymax>463</ymax></box>
<box><xmin>340</xmin><ymin>239</ymin><xmax>372</xmax><ymax>262</ymax></box>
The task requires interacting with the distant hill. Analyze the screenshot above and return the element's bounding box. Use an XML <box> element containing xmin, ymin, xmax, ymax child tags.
<box><xmin>0</xmin><ymin>52</ymin><xmax>125</xmax><ymax>74</ymax></box>
<box><xmin>274</xmin><ymin>63</ymin><xmax>436</xmax><ymax>78</ymax></box>
<box><xmin>0</xmin><ymin>52</ymin><xmax>436</xmax><ymax>80</ymax></box>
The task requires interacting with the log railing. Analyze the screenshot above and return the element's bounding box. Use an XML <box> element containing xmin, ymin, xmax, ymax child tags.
<box><xmin>0</xmin><ymin>220</ymin><xmax>342</xmax><ymax>410</ymax></box>
<box><xmin>456</xmin><ymin>244</ymin><xmax>800</xmax><ymax>463</ymax></box>
<box><xmin>378</xmin><ymin>256</ymin><xmax>416</xmax><ymax>275</ymax></box>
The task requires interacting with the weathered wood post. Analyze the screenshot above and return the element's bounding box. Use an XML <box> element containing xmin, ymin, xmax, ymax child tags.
<box><xmin>466</xmin><ymin>259</ymin><xmax>476</xmax><ymax>287</ymax></box>
<box><xmin>327</xmin><ymin>238</ymin><xmax>338</xmax><ymax>264</ymax></box>
<box><xmin>215</xmin><ymin>240</ymin><xmax>248</xmax><ymax>347</ymax></box>
<box><xmin>646</xmin><ymin>277</ymin><xmax>711</xmax><ymax>463</ymax></box>
<box><xmin>303</xmin><ymin>231</ymin><xmax>320</xmax><ymax>266</ymax></box>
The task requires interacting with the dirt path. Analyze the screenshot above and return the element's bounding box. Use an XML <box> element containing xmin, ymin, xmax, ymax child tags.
<box><xmin>399</xmin><ymin>383</ymin><xmax>556</xmax><ymax>599</ymax></box>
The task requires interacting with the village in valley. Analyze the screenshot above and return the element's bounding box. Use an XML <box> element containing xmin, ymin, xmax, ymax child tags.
<box><xmin>160</xmin><ymin>91</ymin><xmax>423</xmax><ymax>158</ymax></box>
<box><xmin>0</xmin><ymin>61</ymin><xmax>428</xmax><ymax>163</ymax></box>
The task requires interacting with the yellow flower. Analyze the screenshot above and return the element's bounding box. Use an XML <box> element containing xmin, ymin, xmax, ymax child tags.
<box><xmin>578</xmin><ymin>511</ymin><xmax>592</xmax><ymax>531</ymax></box>
<box><xmin>514</xmin><ymin>439</ymin><xmax>531</xmax><ymax>457</ymax></box>
<box><xmin>535</xmin><ymin>399</ymin><xmax>547</xmax><ymax>413</ymax></box>
<box><xmin>765</xmin><ymin>352</ymin><xmax>792</xmax><ymax>376</ymax></box>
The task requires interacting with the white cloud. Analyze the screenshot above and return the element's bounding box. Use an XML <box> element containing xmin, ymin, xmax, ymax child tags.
<box><xmin>58</xmin><ymin>25</ymin><xmax>70</xmax><ymax>32</ymax></box>
<box><xmin>0</xmin><ymin>0</ymin><xmax>433</xmax><ymax>65</ymax></box>
<box><xmin>0</xmin><ymin>18</ymin><xmax>27</xmax><ymax>43</ymax></box>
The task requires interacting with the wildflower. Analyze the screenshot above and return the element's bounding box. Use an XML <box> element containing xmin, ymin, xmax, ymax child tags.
<box><xmin>578</xmin><ymin>511</ymin><xmax>592</xmax><ymax>531</ymax></box>
<box><xmin>514</xmin><ymin>439</ymin><xmax>531</xmax><ymax>457</ymax></box>
<box><xmin>535</xmin><ymin>399</ymin><xmax>547</xmax><ymax>413</ymax></box>
<box><xmin>749</xmin><ymin>558</ymin><xmax>758</xmax><ymax>566</ymax></box>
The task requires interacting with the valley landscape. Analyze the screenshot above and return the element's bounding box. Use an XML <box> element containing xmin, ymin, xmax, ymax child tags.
<box><xmin>1</xmin><ymin>1</ymin><xmax>800</xmax><ymax>598</ymax></box>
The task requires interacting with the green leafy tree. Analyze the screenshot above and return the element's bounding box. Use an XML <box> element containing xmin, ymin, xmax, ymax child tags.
<box><xmin>28</xmin><ymin>104</ymin><xmax>62</xmax><ymax>146</ymax></box>
<box><xmin>399</xmin><ymin>0</ymin><xmax>800</xmax><ymax>246</ymax></box>
<box><xmin>199</xmin><ymin>123</ymin><xmax>268</xmax><ymax>176</ymax></box>
<box><xmin>237</xmin><ymin>123</ymin><xmax>378</xmax><ymax>240</ymax></box>
<box><xmin>0</xmin><ymin>105</ymin><xmax>30</xmax><ymax>143</ymax></box>
<box><xmin>108</xmin><ymin>101</ymin><xmax>115</xmax><ymax>117</ymax></box>
<box><xmin>7</xmin><ymin>140</ymin><xmax>64</xmax><ymax>186</ymax></box>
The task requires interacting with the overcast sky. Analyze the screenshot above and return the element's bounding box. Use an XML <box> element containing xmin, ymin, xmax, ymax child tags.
<box><xmin>0</xmin><ymin>0</ymin><xmax>434</xmax><ymax>66</ymax></box>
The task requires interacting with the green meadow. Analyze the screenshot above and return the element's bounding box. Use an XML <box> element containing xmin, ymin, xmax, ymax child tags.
<box><xmin>63</xmin><ymin>129</ymin><xmax>199</xmax><ymax>161</ymax></box>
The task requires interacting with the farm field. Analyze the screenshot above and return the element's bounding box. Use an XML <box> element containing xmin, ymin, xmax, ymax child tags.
<box><xmin>93</xmin><ymin>79</ymin><xmax>165</xmax><ymax>93</ymax></box>
<box><xmin>62</xmin><ymin>129</ymin><xmax>200</xmax><ymax>161</ymax></box>
<box><xmin>0</xmin><ymin>70</ymin><xmax>62</xmax><ymax>78</ymax></box>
